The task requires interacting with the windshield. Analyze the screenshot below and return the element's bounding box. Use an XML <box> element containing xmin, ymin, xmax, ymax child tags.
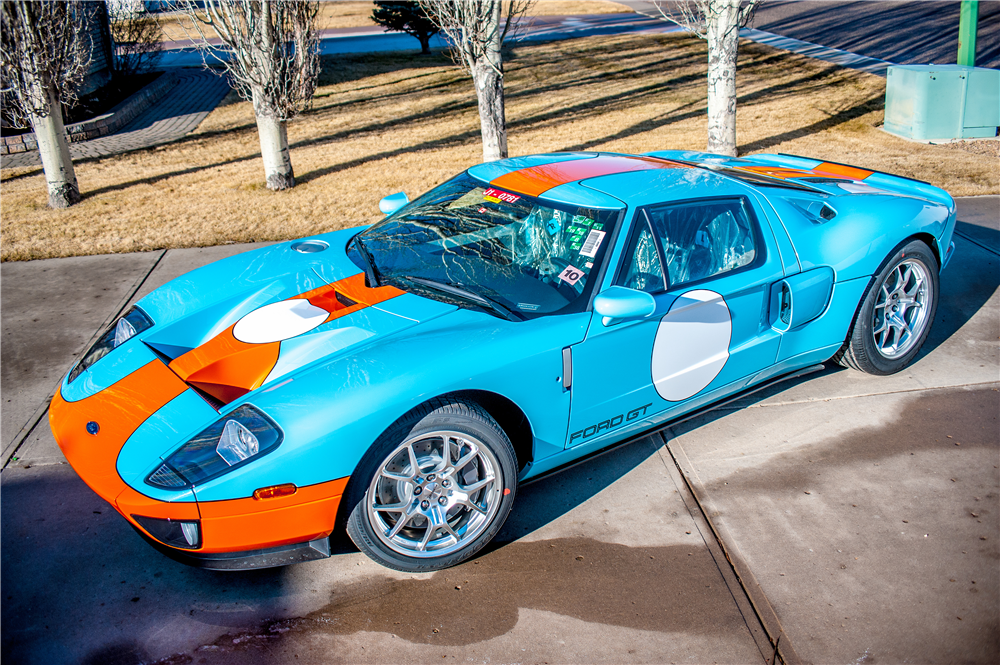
<box><xmin>350</xmin><ymin>173</ymin><xmax>623</xmax><ymax>319</ymax></box>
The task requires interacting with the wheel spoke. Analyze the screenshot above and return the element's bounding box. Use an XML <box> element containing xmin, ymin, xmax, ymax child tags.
<box><xmin>373</xmin><ymin>500</ymin><xmax>409</xmax><ymax>513</ymax></box>
<box><xmin>387</xmin><ymin>511</ymin><xmax>412</xmax><ymax>539</ymax></box>
<box><xmin>463</xmin><ymin>499</ymin><xmax>488</xmax><ymax>516</ymax></box>
<box><xmin>440</xmin><ymin>521</ymin><xmax>461</xmax><ymax>543</ymax></box>
<box><xmin>416</xmin><ymin>521</ymin><xmax>436</xmax><ymax>552</ymax></box>
<box><xmin>380</xmin><ymin>470</ymin><xmax>412</xmax><ymax>482</ymax></box>
<box><xmin>461</xmin><ymin>475</ymin><xmax>494</xmax><ymax>493</ymax></box>
<box><xmin>406</xmin><ymin>443</ymin><xmax>421</xmax><ymax>476</ymax></box>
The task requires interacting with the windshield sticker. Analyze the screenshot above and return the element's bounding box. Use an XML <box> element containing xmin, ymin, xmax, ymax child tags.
<box><xmin>579</xmin><ymin>229</ymin><xmax>606</xmax><ymax>258</ymax></box>
<box><xmin>558</xmin><ymin>265</ymin><xmax>586</xmax><ymax>285</ymax></box>
<box><xmin>585</xmin><ymin>261</ymin><xmax>594</xmax><ymax>268</ymax></box>
<box><xmin>483</xmin><ymin>188</ymin><xmax>521</xmax><ymax>204</ymax></box>
<box><xmin>517</xmin><ymin>302</ymin><xmax>540</xmax><ymax>311</ymax></box>
<box><xmin>545</xmin><ymin>217</ymin><xmax>561</xmax><ymax>236</ymax></box>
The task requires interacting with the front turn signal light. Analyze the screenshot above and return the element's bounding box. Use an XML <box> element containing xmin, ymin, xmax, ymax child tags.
<box><xmin>253</xmin><ymin>484</ymin><xmax>298</xmax><ymax>500</ymax></box>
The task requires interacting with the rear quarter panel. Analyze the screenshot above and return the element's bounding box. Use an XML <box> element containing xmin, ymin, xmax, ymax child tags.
<box><xmin>763</xmin><ymin>193</ymin><xmax>953</xmax><ymax>281</ymax></box>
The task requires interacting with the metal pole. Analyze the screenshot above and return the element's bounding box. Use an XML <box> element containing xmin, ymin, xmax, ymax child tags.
<box><xmin>957</xmin><ymin>0</ymin><xmax>979</xmax><ymax>66</ymax></box>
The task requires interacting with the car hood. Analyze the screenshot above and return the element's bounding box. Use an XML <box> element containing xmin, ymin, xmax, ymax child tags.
<box><xmin>126</xmin><ymin>229</ymin><xmax>457</xmax><ymax>406</ymax></box>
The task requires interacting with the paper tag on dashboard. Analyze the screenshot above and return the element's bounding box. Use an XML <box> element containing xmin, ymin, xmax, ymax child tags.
<box><xmin>558</xmin><ymin>265</ymin><xmax>585</xmax><ymax>285</ymax></box>
<box><xmin>579</xmin><ymin>229</ymin><xmax>606</xmax><ymax>258</ymax></box>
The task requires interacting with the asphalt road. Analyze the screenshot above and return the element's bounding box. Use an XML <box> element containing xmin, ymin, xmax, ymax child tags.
<box><xmin>624</xmin><ymin>0</ymin><xmax>1000</xmax><ymax>68</ymax></box>
<box><xmin>2</xmin><ymin>198</ymin><xmax>997</xmax><ymax>664</ymax></box>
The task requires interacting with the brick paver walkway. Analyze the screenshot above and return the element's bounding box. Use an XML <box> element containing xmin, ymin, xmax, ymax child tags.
<box><xmin>0</xmin><ymin>69</ymin><xmax>231</xmax><ymax>169</ymax></box>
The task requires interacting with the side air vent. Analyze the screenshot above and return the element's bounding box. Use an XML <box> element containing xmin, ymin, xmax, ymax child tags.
<box><xmin>787</xmin><ymin>198</ymin><xmax>837</xmax><ymax>224</ymax></box>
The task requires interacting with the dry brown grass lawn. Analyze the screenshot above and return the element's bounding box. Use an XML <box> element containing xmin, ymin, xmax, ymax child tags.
<box><xmin>157</xmin><ymin>1</ymin><xmax>633</xmax><ymax>41</ymax></box>
<box><xmin>2</xmin><ymin>32</ymin><xmax>996</xmax><ymax>261</ymax></box>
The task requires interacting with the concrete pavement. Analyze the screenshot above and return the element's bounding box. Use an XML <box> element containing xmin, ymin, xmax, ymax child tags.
<box><xmin>1</xmin><ymin>198</ymin><xmax>997</xmax><ymax>664</ymax></box>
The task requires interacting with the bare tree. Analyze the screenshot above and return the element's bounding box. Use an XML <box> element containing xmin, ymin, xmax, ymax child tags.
<box><xmin>1</xmin><ymin>1</ymin><xmax>92</xmax><ymax>208</ymax></box>
<box><xmin>653</xmin><ymin>0</ymin><xmax>762</xmax><ymax>156</ymax></box>
<box><xmin>107</xmin><ymin>0</ymin><xmax>163</xmax><ymax>79</ymax></box>
<box><xmin>419</xmin><ymin>0</ymin><xmax>532</xmax><ymax>162</ymax></box>
<box><xmin>176</xmin><ymin>0</ymin><xmax>320</xmax><ymax>190</ymax></box>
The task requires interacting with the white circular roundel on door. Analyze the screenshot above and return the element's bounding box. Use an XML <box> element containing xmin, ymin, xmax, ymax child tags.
<box><xmin>651</xmin><ymin>289</ymin><xmax>732</xmax><ymax>402</ymax></box>
<box><xmin>233</xmin><ymin>299</ymin><xmax>329</xmax><ymax>344</ymax></box>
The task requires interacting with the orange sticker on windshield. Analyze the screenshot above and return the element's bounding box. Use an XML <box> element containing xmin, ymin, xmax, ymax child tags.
<box><xmin>483</xmin><ymin>188</ymin><xmax>521</xmax><ymax>204</ymax></box>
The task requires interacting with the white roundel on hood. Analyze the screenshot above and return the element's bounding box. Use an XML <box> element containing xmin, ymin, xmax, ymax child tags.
<box><xmin>651</xmin><ymin>289</ymin><xmax>731</xmax><ymax>401</ymax></box>
<box><xmin>233</xmin><ymin>299</ymin><xmax>329</xmax><ymax>344</ymax></box>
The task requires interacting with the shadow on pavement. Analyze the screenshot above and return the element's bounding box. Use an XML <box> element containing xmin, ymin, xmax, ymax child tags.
<box><xmin>0</xmin><ymin>465</ymin><xmax>292</xmax><ymax>665</ymax></box>
<box><xmin>127</xmin><ymin>537</ymin><xmax>748</xmax><ymax>664</ymax></box>
<box><xmin>754</xmin><ymin>0</ymin><xmax>1000</xmax><ymax>68</ymax></box>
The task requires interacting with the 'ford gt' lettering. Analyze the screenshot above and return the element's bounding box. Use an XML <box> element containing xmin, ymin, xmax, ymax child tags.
<box><xmin>569</xmin><ymin>403</ymin><xmax>652</xmax><ymax>444</ymax></box>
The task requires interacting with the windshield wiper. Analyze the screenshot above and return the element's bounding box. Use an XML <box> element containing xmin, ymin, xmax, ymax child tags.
<box><xmin>351</xmin><ymin>236</ymin><xmax>382</xmax><ymax>287</ymax></box>
<box><xmin>404</xmin><ymin>276</ymin><xmax>522</xmax><ymax>322</ymax></box>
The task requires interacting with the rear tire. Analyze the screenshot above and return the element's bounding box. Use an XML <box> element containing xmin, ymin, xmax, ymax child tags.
<box><xmin>344</xmin><ymin>399</ymin><xmax>517</xmax><ymax>572</ymax></box>
<box><xmin>837</xmin><ymin>240</ymin><xmax>938</xmax><ymax>375</ymax></box>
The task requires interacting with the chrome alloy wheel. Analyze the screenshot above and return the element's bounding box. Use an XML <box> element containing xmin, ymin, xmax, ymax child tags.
<box><xmin>365</xmin><ymin>430</ymin><xmax>503</xmax><ymax>558</ymax></box>
<box><xmin>872</xmin><ymin>258</ymin><xmax>932</xmax><ymax>360</ymax></box>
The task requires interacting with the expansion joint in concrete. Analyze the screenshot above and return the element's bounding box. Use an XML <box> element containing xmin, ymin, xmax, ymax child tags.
<box><xmin>660</xmin><ymin>432</ymin><xmax>803</xmax><ymax>665</ymax></box>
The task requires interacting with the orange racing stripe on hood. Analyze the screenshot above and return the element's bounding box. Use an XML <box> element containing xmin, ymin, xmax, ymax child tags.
<box><xmin>50</xmin><ymin>360</ymin><xmax>189</xmax><ymax>506</ymax></box>
<box><xmin>169</xmin><ymin>273</ymin><xmax>403</xmax><ymax>405</ymax></box>
<box><xmin>490</xmin><ymin>155</ymin><xmax>684</xmax><ymax>197</ymax></box>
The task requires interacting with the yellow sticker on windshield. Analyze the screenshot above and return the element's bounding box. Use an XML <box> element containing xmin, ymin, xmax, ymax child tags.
<box><xmin>483</xmin><ymin>188</ymin><xmax>521</xmax><ymax>204</ymax></box>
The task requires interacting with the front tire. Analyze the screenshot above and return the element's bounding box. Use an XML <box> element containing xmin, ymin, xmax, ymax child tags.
<box><xmin>837</xmin><ymin>240</ymin><xmax>939</xmax><ymax>375</ymax></box>
<box><xmin>344</xmin><ymin>399</ymin><xmax>517</xmax><ymax>572</ymax></box>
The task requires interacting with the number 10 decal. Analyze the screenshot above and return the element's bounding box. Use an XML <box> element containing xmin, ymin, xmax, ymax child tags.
<box><xmin>559</xmin><ymin>265</ymin><xmax>585</xmax><ymax>285</ymax></box>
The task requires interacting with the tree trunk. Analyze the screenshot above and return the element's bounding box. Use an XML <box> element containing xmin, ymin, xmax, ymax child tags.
<box><xmin>29</xmin><ymin>81</ymin><xmax>80</xmax><ymax>208</ymax></box>
<box><xmin>251</xmin><ymin>86</ymin><xmax>294</xmax><ymax>190</ymax></box>
<box><xmin>418</xmin><ymin>32</ymin><xmax>431</xmax><ymax>55</ymax></box>
<box><xmin>472</xmin><ymin>2</ymin><xmax>507</xmax><ymax>162</ymax></box>
<box><xmin>255</xmin><ymin>112</ymin><xmax>295</xmax><ymax>190</ymax></box>
<box><xmin>705</xmin><ymin>2</ymin><xmax>740</xmax><ymax>157</ymax></box>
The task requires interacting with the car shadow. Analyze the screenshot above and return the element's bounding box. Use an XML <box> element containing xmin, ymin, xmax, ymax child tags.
<box><xmin>914</xmin><ymin>219</ymin><xmax>999</xmax><ymax>360</ymax></box>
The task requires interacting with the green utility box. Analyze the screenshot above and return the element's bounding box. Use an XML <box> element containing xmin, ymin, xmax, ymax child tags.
<box><xmin>884</xmin><ymin>64</ymin><xmax>1000</xmax><ymax>140</ymax></box>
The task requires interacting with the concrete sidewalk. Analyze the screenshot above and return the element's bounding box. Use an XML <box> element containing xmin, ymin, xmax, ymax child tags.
<box><xmin>0</xmin><ymin>69</ymin><xmax>231</xmax><ymax>170</ymax></box>
<box><xmin>1</xmin><ymin>198</ymin><xmax>997</xmax><ymax>664</ymax></box>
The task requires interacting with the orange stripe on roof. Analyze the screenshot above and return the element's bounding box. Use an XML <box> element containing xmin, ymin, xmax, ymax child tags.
<box><xmin>491</xmin><ymin>155</ymin><xmax>683</xmax><ymax>197</ymax></box>
<box><xmin>736</xmin><ymin>163</ymin><xmax>873</xmax><ymax>182</ymax></box>
<box><xmin>812</xmin><ymin>162</ymin><xmax>873</xmax><ymax>180</ymax></box>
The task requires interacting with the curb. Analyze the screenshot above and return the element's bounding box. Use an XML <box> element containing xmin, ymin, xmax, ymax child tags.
<box><xmin>0</xmin><ymin>72</ymin><xmax>178</xmax><ymax>155</ymax></box>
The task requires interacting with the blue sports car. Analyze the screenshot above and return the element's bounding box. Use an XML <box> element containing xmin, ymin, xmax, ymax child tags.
<box><xmin>50</xmin><ymin>151</ymin><xmax>956</xmax><ymax>572</ymax></box>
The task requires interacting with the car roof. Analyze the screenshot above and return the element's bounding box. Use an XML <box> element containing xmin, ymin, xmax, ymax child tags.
<box><xmin>466</xmin><ymin>152</ymin><xmax>756</xmax><ymax>210</ymax></box>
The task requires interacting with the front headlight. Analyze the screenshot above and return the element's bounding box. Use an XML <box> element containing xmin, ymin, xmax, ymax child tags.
<box><xmin>68</xmin><ymin>306</ymin><xmax>153</xmax><ymax>383</ymax></box>
<box><xmin>146</xmin><ymin>405</ymin><xmax>283</xmax><ymax>490</ymax></box>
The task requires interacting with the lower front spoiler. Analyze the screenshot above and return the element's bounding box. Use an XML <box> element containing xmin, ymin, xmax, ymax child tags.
<box><xmin>132</xmin><ymin>526</ymin><xmax>331</xmax><ymax>570</ymax></box>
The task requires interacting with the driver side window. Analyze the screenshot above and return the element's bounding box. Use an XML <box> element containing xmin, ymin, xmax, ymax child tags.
<box><xmin>647</xmin><ymin>198</ymin><xmax>757</xmax><ymax>288</ymax></box>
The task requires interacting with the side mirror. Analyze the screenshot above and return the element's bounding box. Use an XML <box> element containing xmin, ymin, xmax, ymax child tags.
<box><xmin>593</xmin><ymin>286</ymin><xmax>657</xmax><ymax>326</ymax></box>
<box><xmin>379</xmin><ymin>192</ymin><xmax>409</xmax><ymax>215</ymax></box>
